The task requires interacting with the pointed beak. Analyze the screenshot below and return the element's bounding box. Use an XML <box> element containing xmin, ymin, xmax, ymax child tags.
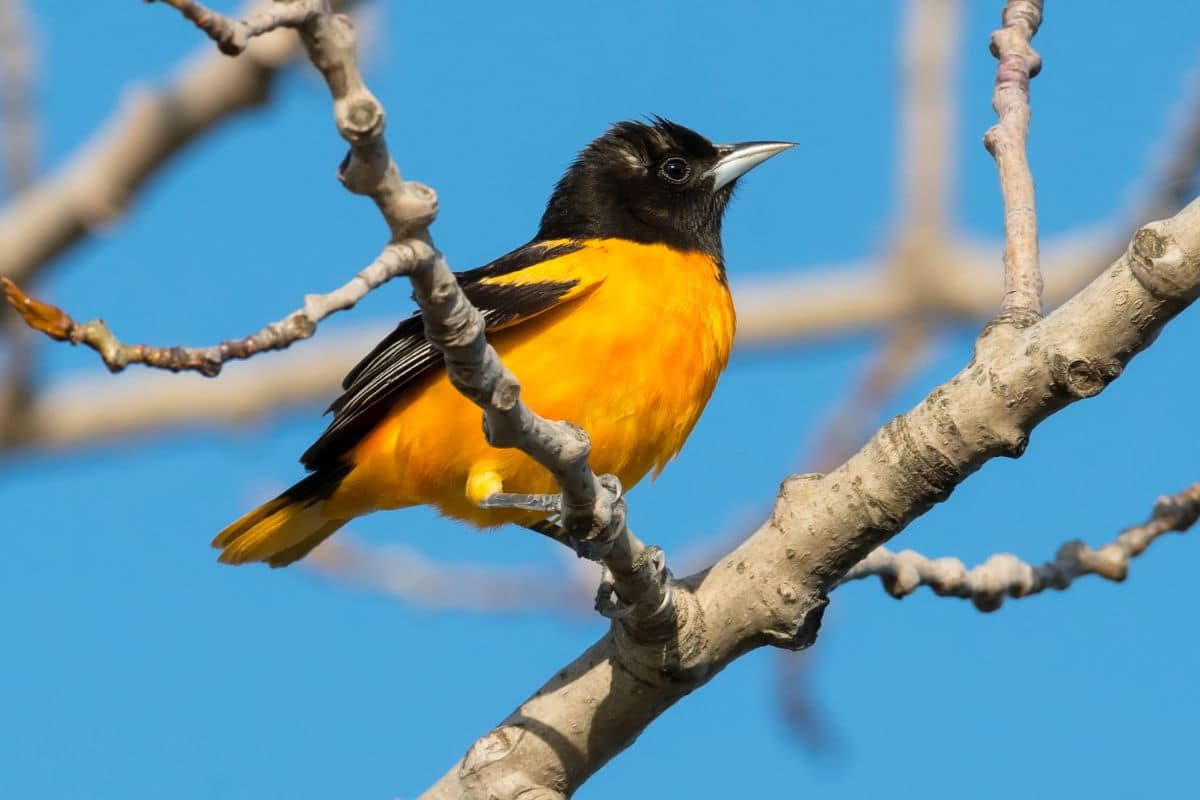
<box><xmin>707</xmin><ymin>141</ymin><xmax>795</xmax><ymax>192</ymax></box>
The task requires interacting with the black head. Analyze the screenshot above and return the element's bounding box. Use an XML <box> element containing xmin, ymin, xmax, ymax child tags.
<box><xmin>536</xmin><ymin>118</ymin><xmax>792</xmax><ymax>262</ymax></box>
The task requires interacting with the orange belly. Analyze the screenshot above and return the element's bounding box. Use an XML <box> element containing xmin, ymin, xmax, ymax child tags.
<box><xmin>325</xmin><ymin>239</ymin><xmax>736</xmax><ymax>527</ymax></box>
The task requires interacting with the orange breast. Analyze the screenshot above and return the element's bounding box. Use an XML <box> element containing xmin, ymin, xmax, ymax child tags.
<box><xmin>327</xmin><ymin>239</ymin><xmax>736</xmax><ymax>527</ymax></box>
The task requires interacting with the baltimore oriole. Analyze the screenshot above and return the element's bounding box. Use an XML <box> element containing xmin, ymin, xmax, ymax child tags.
<box><xmin>214</xmin><ymin>119</ymin><xmax>792</xmax><ymax>566</ymax></box>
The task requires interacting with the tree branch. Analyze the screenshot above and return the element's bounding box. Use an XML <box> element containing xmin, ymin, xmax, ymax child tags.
<box><xmin>7</xmin><ymin>2</ymin><xmax>1198</xmax><ymax>795</ymax></box>
<box><xmin>8</xmin><ymin>1</ymin><xmax>1199</xmax><ymax>463</ymax></box>
<box><xmin>145</xmin><ymin>0</ymin><xmax>675</xmax><ymax>635</ymax></box>
<box><xmin>151</xmin><ymin>0</ymin><xmax>317</xmax><ymax>56</ymax></box>
<box><xmin>841</xmin><ymin>481</ymin><xmax>1200</xmax><ymax>610</ymax></box>
<box><xmin>983</xmin><ymin>0</ymin><xmax>1044</xmax><ymax>323</ymax></box>
<box><xmin>1</xmin><ymin>247</ymin><xmax>411</xmax><ymax>375</ymax></box>
<box><xmin>0</xmin><ymin>244</ymin><xmax>1113</xmax><ymax>454</ymax></box>
<box><xmin>424</xmin><ymin>191</ymin><xmax>1200</xmax><ymax>800</ymax></box>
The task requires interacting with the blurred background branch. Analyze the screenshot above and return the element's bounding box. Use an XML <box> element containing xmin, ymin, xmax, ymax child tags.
<box><xmin>0</xmin><ymin>0</ymin><xmax>35</xmax><ymax>446</ymax></box>
<box><xmin>0</xmin><ymin>0</ymin><xmax>35</xmax><ymax>195</ymax></box>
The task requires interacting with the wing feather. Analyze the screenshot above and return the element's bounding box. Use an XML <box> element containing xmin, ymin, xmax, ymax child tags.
<box><xmin>300</xmin><ymin>240</ymin><xmax>595</xmax><ymax>471</ymax></box>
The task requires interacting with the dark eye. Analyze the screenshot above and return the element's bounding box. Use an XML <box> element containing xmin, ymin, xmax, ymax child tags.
<box><xmin>658</xmin><ymin>156</ymin><xmax>691</xmax><ymax>184</ymax></box>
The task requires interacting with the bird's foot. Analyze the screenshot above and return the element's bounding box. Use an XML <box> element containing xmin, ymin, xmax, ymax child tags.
<box><xmin>502</xmin><ymin>474</ymin><xmax>626</xmax><ymax>559</ymax></box>
<box><xmin>478</xmin><ymin>491</ymin><xmax>562</xmax><ymax>515</ymax></box>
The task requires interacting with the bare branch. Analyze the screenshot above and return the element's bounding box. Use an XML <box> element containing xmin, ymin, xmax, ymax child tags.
<box><xmin>11</xmin><ymin>2</ymin><xmax>1200</xmax><ymax>795</ymax></box>
<box><xmin>1</xmin><ymin>246</ymin><xmax>410</xmax><ymax>376</ymax></box>
<box><xmin>841</xmin><ymin>482</ymin><xmax>1200</xmax><ymax>611</ymax></box>
<box><xmin>0</xmin><ymin>247</ymin><xmax>1098</xmax><ymax>454</ymax></box>
<box><xmin>983</xmin><ymin>0</ymin><xmax>1045</xmax><ymax>323</ymax></box>
<box><xmin>1</xmin><ymin>325</ymin><xmax>372</xmax><ymax>451</ymax></box>
<box><xmin>425</xmin><ymin>193</ymin><xmax>1200</xmax><ymax>797</ymax></box>
<box><xmin>144</xmin><ymin>0</ymin><xmax>676</xmax><ymax>634</ymax></box>
<box><xmin>149</xmin><ymin>0</ymin><xmax>316</xmax><ymax>56</ymax></box>
<box><xmin>291</xmin><ymin>4</ymin><xmax>674</xmax><ymax>631</ymax></box>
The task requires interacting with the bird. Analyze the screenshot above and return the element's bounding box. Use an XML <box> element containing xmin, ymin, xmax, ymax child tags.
<box><xmin>214</xmin><ymin>118</ymin><xmax>793</xmax><ymax>567</ymax></box>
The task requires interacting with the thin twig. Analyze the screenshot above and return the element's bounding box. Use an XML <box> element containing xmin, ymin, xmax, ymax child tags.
<box><xmin>841</xmin><ymin>482</ymin><xmax>1200</xmax><ymax>611</ymax></box>
<box><xmin>149</xmin><ymin>0</ymin><xmax>316</xmax><ymax>56</ymax></box>
<box><xmin>0</xmin><ymin>324</ymin><xmax>381</xmax><ymax>451</ymax></box>
<box><xmin>983</xmin><ymin>0</ymin><xmax>1045</xmax><ymax>324</ymax></box>
<box><xmin>1</xmin><ymin>246</ymin><xmax>410</xmax><ymax>375</ymax></box>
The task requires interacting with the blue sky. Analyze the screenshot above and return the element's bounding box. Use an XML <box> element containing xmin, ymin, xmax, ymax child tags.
<box><xmin>2</xmin><ymin>1</ymin><xmax>1198</xmax><ymax>798</ymax></box>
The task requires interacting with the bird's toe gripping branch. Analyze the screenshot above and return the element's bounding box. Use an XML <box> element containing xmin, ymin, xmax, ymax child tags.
<box><xmin>492</xmin><ymin>474</ymin><xmax>673</xmax><ymax>622</ymax></box>
<box><xmin>485</xmin><ymin>473</ymin><xmax>630</xmax><ymax>558</ymax></box>
<box><xmin>479</xmin><ymin>491</ymin><xmax>563</xmax><ymax>515</ymax></box>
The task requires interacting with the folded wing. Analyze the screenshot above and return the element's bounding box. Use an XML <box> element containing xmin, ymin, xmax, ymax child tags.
<box><xmin>300</xmin><ymin>240</ymin><xmax>598</xmax><ymax>471</ymax></box>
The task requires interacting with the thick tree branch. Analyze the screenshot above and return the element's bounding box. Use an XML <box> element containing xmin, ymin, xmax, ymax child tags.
<box><xmin>424</xmin><ymin>196</ymin><xmax>1200</xmax><ymax>798</ymax></box>
<box><xmin>4</xmin><ymin>2</ymin><xmax>1196</xmax><ymax>795</ymax></box>
<box><xmin>842</xmin><ymin>481</ymin><xmax>1200</xmax><ymax>610</ymax></box>
<box><xmin>983</xmin><ymin>0</ymin><xmax>1044</xmax><ymax>323</ymax></box>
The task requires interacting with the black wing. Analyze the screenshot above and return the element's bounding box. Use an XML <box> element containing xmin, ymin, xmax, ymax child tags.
<box><xmin>300</xmin><ymin>241</ymin><xmax>584</xmax><ymax>471</ymax></box>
